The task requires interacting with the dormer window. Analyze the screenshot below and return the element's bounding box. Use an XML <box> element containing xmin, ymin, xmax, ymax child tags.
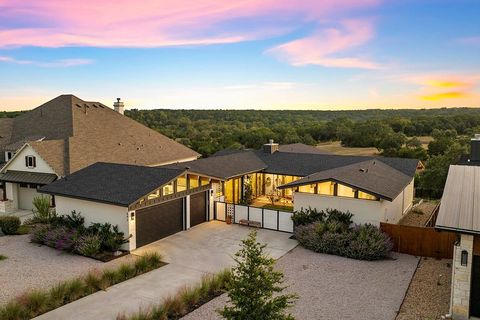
<box><xmin>5</xmin><ymin>151</ymin><xmax>13</xmax><ymax>161</ymax></box>
<box><xmin>25</xmin><ymin>155</ymin><xmax>36</xmax><ymax>168</ymax></box>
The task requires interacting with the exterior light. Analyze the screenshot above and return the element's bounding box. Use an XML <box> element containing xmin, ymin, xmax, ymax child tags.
<box><xmin>130</xmin><ymin>212</ymin><xmax>135</xmax><ymax>221</ymax></box>
<box><xmin>461</xmin><ymin>250</ymin><xmax>468</xmax><ymax>266</ymax></box>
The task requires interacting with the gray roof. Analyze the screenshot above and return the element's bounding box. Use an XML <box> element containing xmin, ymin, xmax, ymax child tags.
<box><xmin>39</xmin><ymin>162</ymin><xmax>185</xmax><ymax>206</ymax></box>
<box><xmin>162</xmin><ymin>148</ymin><xmax>419</xmax><ymax>201</ymax></box>
<box><xmin>0</xmin><ymin>170</ymin><xmax>57</xmax><ymax>185</ymax></box>
<box><xmin>436</xmin><ymin>165</ymin><xmax>480</xmax><ymax>234</ymax></box>
<box><xmin>1</xmin><ymin>95</ymin><xmax>199</xmax><ymax>176</ymax></box>
<box><xmin>277</xmin><ymin>159</ymin><xmax>413</xmax><ymax>201</ymax></box>
<box><xmin>165</xmin><ymin>151</ymin><xmax>267</xmax><ymax>180</ymax></box>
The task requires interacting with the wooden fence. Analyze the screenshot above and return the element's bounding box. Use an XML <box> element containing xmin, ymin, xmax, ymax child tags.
<box><xmin>380</xmin><ymin>222</ymin><xmax>456</xmax><ymax>259</ymax></box>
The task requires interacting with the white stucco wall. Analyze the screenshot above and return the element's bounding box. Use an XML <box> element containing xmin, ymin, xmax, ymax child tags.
<box><xmin>294</xmin><ymin>192</ymin><xmax>384</xmax><ymax>225</ymax></box>
<box><xmin>55</xmin><ymin>196</ymin><xmax>132</xmax><ymax>250</ymax></box>
<box><xmin>4</xmin><ymin>145</ymin><xmax>56</xmax><ymax>174</ymax></box>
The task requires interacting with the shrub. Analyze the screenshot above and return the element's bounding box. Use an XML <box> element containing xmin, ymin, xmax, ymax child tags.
<box><xmin>43</xmin><ymin>226</ymin><xmax>78</xmax><ymax>251</ymax></box>
<box><xmin>0</xmin><ymin>216</ymin><xmax>21</xmax><ymax>235</ymax></box>
<box><xmin>0</xmin><ymin>254</ymin><xmax>7</xmax><ymax>261</ymax></box>
<box><xmin>291</xmin><ymin>207</ymin><xmax>325</xmax><ymax>226</ymax></box>
<box><xmin>32</xmin><ymin>196</ymin><xmax>54</xmax><ymax>223</ymax></box>
<box><xmin>87</xmin><ymin>222</ymin><xmax>128</xmax><ymax>252</ymax></box>
<box><xmin>294</xmin><ymin>210</ymin><xmax>392</xmax><ymax>261</ymax></box>
<box><xmin>74</xmin><ymin>234</ymin><xmax>101</xmax><ymax>257</ymax></box>
<box><xmin>324</xmin><ymin>209</ymin><xmax>353</xmax><ymax>225</ymax></box>
<box><xmin>51</xmin><ymin>211</ymin><xmax>85</xmax><ymax>230</ymax></box>
<box><xmin>346</xmin><ymin>224</ymin><xmax>393</xmax><ymax>260</ymax></box>
<box><xmin>29</xmin><ymin>225</ymin><xmax>51</xmax><ymax>244</ymax></box>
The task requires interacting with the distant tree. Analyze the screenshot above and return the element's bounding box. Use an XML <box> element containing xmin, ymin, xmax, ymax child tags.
<box><xmin>219</xmin><ymin>231</ymin><xmax>297</xmax><ymax>320</ymax></box>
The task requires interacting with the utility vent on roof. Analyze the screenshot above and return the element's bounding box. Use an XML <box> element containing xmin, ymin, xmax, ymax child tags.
<box><xmin>359</xmin><ymin>168</ymin><xmax>368</xmax><ymax>173</ymax></box>
<box><xmin>76</xmin><ymin>104</ymin><xmax>82</xmax><ymax>108</ymax></box>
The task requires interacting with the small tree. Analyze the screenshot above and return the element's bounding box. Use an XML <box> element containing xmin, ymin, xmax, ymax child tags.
<box><xmin>32</xmin><ymin>195</ymin><xmax>54</xmax><ymax>222</ymax></box>
<box><xmin>218</xmin><ymin>230</ymin><xmax>297</xmax><ymax>320</ymax></box>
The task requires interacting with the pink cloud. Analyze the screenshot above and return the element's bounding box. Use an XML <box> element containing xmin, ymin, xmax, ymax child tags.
<box><xmin>0</xmin><ymin>55</ymin><xmax>93</xmax><ymax>67</ymax></box>
<box><xmin>266</xmin><ymin>19</ymin><xmax>381</xmax><ymax>69</ymax></box>
<box><xmin>0</xmin><ymin>0</ymin><xmax>380</xmax><ymax>48</ymax></box>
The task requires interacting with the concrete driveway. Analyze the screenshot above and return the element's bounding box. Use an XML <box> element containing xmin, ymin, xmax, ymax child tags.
<box><xmin>36</xmin><ymin>221</ymin><xmax>297</xmax><ymax>320</ymax></box>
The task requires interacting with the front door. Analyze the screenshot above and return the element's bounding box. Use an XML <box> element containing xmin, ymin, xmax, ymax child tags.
<box><xmin>470</xmin><ymin>255</ymin><xmax>480</xmax><ymax>317</ymax></box>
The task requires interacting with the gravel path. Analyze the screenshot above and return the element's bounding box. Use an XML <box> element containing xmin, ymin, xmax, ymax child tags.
<box><xmin>396</xmin><ymin>257</ymin><xmax>452</xmax><ymax>320</ymax></box>
<box><xmin>182</xmin><ymin>247</ymin><xmax>419</xmax><ymax>320</ymax></box>
<box><xmin>0</xmin><ymin>235</ymin><xmax>135</xmax><ymax>306</ymax></box>
<box><xmin>399</xmin><ymin>201</ymin><xmax>438</xmax><ymax>227</ymax></box>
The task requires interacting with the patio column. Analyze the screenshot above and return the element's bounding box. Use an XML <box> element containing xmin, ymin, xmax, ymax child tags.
<box><xmin>1</xmin><ymin>182</ymin><xmax>6</xmax><ymax>201</ymax></box>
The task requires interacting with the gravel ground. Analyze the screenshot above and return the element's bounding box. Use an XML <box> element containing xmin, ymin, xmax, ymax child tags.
<box><xmin>182</xmin><ymin>247</ymin><xmax>419</xmax><ymax>320</ymax></box>
<box><xmin>0</xmin><ymin>235</ymin><xmax>136</xmax><ymax>306</ymax></box>
<box><xmin>399</xmin><ymin>202</ymin><xmax>438</xmax><ymax>227</ymax></box>
<box><xmin>396</xmin><ymin>257</ymin><xmax>452</xmax><ymax>320</ymax></box>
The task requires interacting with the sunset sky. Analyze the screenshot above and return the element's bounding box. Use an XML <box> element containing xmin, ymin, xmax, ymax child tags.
<box><xmin>0</xmin><ymin>0</ymin><xmax>479</xmax><ymax>111</ymax></box>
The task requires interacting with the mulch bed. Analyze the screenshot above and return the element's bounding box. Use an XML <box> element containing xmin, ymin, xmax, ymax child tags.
<box><xmin>399</xmin><ymin>202</ymin><xmax>438</xmax><ymax>227</ymax></box>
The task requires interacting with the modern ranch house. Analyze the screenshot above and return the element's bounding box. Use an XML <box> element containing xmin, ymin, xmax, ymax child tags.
<box><xmin>39</xmin><ymin>140</ymin><xmax>420</xmax><ymax>251</ymax></box>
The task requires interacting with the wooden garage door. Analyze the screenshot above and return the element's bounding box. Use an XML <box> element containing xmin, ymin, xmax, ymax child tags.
<box><xmin>190</xmin><ymin>191</ymin><xmax>207</xmax><ymax>227</ymax></box>
<box><xmin>136</xmin><ymin>198</ymin><xmax>183</xmax><ymax>247</ymax></box>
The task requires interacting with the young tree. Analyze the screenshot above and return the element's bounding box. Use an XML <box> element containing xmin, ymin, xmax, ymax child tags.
<box><xmin>218</xmin><ymin>231</ymin><xmax>297</xmax><ymax>320</ymax></box>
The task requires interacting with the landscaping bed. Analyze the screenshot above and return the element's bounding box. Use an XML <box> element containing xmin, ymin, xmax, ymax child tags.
<box><xmin>399</xmin><ymin>201</ymin><xmax>438</xmax><ymax>227</ymax></box>
<box><xmin>396</xmin><ymin>257</ymin><xmax>452</xmax><ymax>320</ymax></box>
<box><xmin>0</xmin><ymin>252</ymin><xmax>163</xmax><ymax>320</ymax></box>
<box><xmin>293</xmin><ymin>208</ymin><xmax>392</xmax><ymax>260</ymax></box>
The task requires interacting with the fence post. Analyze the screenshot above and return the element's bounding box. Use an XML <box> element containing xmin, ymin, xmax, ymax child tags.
<box><xmin>277</xmin><ymin>210</ymin><xmax>280</xmax><ymax>231</ymax></box>
<box><xmin>262</xmin><ymin>208</ymin><xmax>264</xmax><ymax>228</ymax></box>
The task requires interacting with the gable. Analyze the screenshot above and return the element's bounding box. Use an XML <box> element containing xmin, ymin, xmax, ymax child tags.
<box><xmin>2</xmin><ymin>144</ymin><xmax>57</xmax><ymax>175</ymax></box>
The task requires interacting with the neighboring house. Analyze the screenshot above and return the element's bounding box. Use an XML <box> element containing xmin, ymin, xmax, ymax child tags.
<box><xmin>0</xmin><ymin>95</ymin><xmax>199</xmax><ymax>213</ymax></box>
<box><xmin>436</xmin><ymin>136</ymin><xmax>480</xmax><ymax>320</ymax></box>
<box><xmin>166</xmin><ymin>140</ymin><xmax>419</xmax><ymax>226</ymax></box>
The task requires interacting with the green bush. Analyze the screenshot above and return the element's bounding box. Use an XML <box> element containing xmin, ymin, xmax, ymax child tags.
<box><xmin>0</xmin><ymin>254</ymin><xmax>7</xmax><ymax>261</ymax></box>
<box><xmin>29</xmin><ymin>225</ymin><xmax>51</xmax><ymax>244</ymax></box>
<box><xmin>0</xmin><ymin>252</ymin><xmax>162</xmax><ymax>320</ymax></box>
<box><xmin>0</xmin><ymin>216</ymin><xmax>21</xmax><ymax>235</ymax></box>
<box><xmin>74</xmin><ymin>234</ymin><xmax>101</xmax><ymax>257</ymax></box>
<box><xmin>291</xmin><ymin>207</ymin><xmax>353</xmax><ymax>227</ymax></box>
<box><xmin>294</xmin><ymin>210</ymin><xmax>392</xmax><ymax>261</ymax></box>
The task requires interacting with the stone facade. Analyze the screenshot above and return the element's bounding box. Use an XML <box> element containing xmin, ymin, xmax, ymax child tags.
<box><xmin>451</xmin><ymin>234</ymin><xmax>474</xmax><ymax>319</ymax></box>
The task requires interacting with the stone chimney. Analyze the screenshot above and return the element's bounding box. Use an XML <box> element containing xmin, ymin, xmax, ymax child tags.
<box><xmin>113</xmin><ymin>98</ymin><xmax>124</xmax><ymax>115</ymax></box>
<box><xmin>470</xmin><ymin>134</ymin><xmax>480</xmax><ymax>161</ymax></box>
<box><xmin>263</xmin><ymin>139</ymin><xmax>279</xmax><ymax>154</ymax></box>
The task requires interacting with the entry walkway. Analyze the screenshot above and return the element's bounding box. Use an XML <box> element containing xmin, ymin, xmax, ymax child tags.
<box><xmin>35</xmin><ymin>221</ymin><xmax>297</xmax><ymax>320</ymax></box>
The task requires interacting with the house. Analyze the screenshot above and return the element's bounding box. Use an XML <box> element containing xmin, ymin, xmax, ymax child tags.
<box><xmin>0</xmin><ymin>95</ymin><xmax>199</xmax><ymax>213</ymax></box>
<box><xmin>436</xmin><ymin>136</ymin><xmax>480</xmax><ymax>320</ymax></box>
<box><xmin>38</xmin><ymin>139</ymin><xmax>418</xmax><ymax>251</ymax></box>
<box><xmin>166</xmin><ymin>140</ymin><xmax>419</xmax><ymax>226</ymax></box>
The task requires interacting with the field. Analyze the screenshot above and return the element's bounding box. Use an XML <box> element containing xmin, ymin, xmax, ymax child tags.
<box><xmin>316</xmin><ymin>136</ymin><xmax>433</xmax><ymax>156</ymax></box>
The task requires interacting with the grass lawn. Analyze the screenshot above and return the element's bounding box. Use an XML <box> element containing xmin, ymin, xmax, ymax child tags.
<box><xmin>261</xmin><ymin>204</ymin><xmax>293</xmax><ymax>212</ymax></box>
<box><xmin>316</xmin><ymin>141</ymin><xmax>378</xmax><ymax>156</ymax></box>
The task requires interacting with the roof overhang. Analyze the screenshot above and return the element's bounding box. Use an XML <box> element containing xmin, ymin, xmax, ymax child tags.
<box><xmin>0</xmin><ymin>170</ymin><xmax>57</xmax><ymax>185</ymax></box>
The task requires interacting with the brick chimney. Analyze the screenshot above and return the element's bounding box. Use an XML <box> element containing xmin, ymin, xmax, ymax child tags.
<box><xmin>471</xmin><ymin>134</ymin><xmax>480</xmax><ymax>161</ymax></box>
<box><xmin>263</xmin><ymin>139</ymin><xmax>279</xmax><ymax>154</ymax></box>
<box><xmin>113</xmin><ymin>98</ymin><xmax>124</xmax><ymax>115</ymax></box>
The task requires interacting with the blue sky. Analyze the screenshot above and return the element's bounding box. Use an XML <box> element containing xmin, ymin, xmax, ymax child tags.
<box><xmin>0</xmin><ymin>0</ymin><xmax>479</xmax><ymax>110</ymax></box>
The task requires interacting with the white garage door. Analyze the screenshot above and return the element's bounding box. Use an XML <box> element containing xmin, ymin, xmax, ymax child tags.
<box><xmin>18</xmin><ymin>185</ymin><xmax>40</xmax><ymax>210</ymax></box>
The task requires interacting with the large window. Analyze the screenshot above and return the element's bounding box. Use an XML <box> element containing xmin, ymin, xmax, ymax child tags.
<box><xmin>189</xmin><ymin>174</ymin><xmax>199</xmax><ymax>189</ymax></box>
<box><xmin>337</xmin><ymin>184</ymin><xmax>355</xmax><ymax>198</ymax></box>
<box><xmin>162</xmin><ymin>181</ymin><xmax>174</xmax><ymax>196</ymax></box>
<box><xmin>176</xmin><ymin>176</ymin><xmax>187</xmax><ymax>192</ymax></box>
<box><xmin>358</xmin><ymin>191</ymin><xmax>377</xmax><ymax>200</ymax></box>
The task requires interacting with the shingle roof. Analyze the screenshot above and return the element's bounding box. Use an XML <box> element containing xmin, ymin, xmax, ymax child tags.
<box><xmin>0</xmin><ymin>118</ymin><xmax>14</xmax><ymax>162</ymax></box>
<box><xmin>39</xmin><ymin>162</ymin><xmax>185</xmax><ymax>206</ymax></box>
<box><xmin>277</xmin><ymin>159</ymin><xmax>413</xmax><ymax>201</ymax></box>
<box><xmin>1</xmin><ymin>95</ymin><xmax>199</xmax><ymax>176</ymax></box>
<box><xmin>165</xmin><ymin>151</ymin><xmax>267</xmax><ymax>179</ymax></box>
<box><xmin>436</xmin><ymin>165</ymin><xmax>480</xmax><ymax>234</ymax></box>
<box><xmin>0</xmin><ymin>170</ymin><xmax>57</xmax><ymax>185</ymax></box>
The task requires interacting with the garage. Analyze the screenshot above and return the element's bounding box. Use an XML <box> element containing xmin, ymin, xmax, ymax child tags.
<box><xmin>190</xmin><ymin>191</ymin><xmax>207</xmax><ymax>227</ymax></box>
<box><xmin>18</xmin><ymin>184</ymin><xmax>40</xmax><ymax>210</ymax></box>
<box><xmin>135</xmin><ymin>198</ymin><xmax>184</xmax><ymax>247</ymax></box>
